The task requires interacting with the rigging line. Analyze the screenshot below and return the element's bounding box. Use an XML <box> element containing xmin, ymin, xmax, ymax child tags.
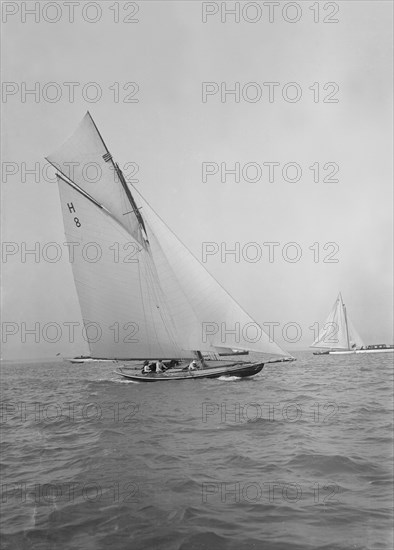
<box><xmin>144</xmin><ymin>251</ymin><xmax>181</xmax><ymax>353</ymax></box>
<box><xmin>145</xmin><ymin>264</ymin><xmax>170</xmax><ymax>358</ymax></box>
<box><xmin>343</xmin><ymin>305</ymin><xmax>350</xmax><ymax>350</ymax></box>
<box><xmin>111</xmin><ymin>159</ymin><xmax>148</xmax><ymax>239</ymax></box>
<box><xmin>143</xmin><ymin>223</ymin><xmax>200</xmax><ymax>350</ymax></box>
<box><xmin>69</xmin><ymin>112</ymin><xmax>148</xmax><ymax>243</ymax></box>
<box><xmin>143</xmin><ymin>230</ymin><xmax>182</xmax><ymax>337</ymax></box>
<box><xmin>131</xmin><ymin>185</ymin><xmax>286</xmax><ymax>354</ymax></box>
<box><xmin>144</xmin><ymin>258</ymin><xmax>178</xmax><ymax>358</ymax></box>
<box><xmin>138</xmin><ymin>219</ymin><xmax>178</xmax><ymax>328</ymax></box>
<box><xmin>337</xmin><ymin>302</ymin><xmax>348</xmax><ymax>350</ymax></box>
<box><xmin>86</xmin><ymin>111</ymin><xmax>112</xmax><ymax>155</ymax></box>
<box><xmin>151</xmin><ymin>265</ymin><xmax>181</xmax><ymax>351</ymax></box>
<box><xmin>143</xmin><ymin>231</ymin><xmax>189</xmax><ymax>351</ymax></box>
<box><xmin>144</xmin><ymin>220</ymin><xmax>203</xmax><ymax>339</ymax></box>
<box><xmin>140</xmin><ymin>254</ymin><xmax>166</xmax><ymax>356</ymax></box>
<box><xmin>136</xmin><ymin>257</ymin><xmax>151</xmax><ymax>358</ymax></box>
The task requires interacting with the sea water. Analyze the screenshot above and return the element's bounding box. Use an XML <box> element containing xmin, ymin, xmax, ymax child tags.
<box><xmin>1</xmin><ymin>352</ymin><xmax>393</xmax><ymax>549</ymax></box>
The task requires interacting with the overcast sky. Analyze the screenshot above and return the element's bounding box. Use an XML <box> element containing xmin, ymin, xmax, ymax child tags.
<box><xmin>1</xmin><ymin>1</ymin><xmax>393</xmax><ymax>359</ymax></box>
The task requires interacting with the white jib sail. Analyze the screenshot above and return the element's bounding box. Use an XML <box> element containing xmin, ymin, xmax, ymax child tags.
<box><xmin>139</xmin><ymin>194</ymin><xmax>287</xmax><ymax>356</ymax></box>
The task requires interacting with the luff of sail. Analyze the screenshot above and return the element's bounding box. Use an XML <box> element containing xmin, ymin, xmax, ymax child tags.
<box><xmin>50</xmin><ymin>113</ymin><xmax>288</xmax><ymax>360</ymax></box>
<box><xmin>311</xmin><ymin>293</ymin><xmax>364</xmax><ymax>350</ymax></box>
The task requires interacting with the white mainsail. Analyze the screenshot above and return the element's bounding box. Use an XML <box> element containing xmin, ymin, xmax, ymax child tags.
<box><xmin>56</xmin><ymin>175</ymin><xmax>186</xmax><ymax>359</ymax></box>
<box><xmin>311</xmin><ymin>293</ymin><xmax>364</xmax><ymax>350</ymax></box>
<box><xmin>51</xmin><ymin>113</ymin><xmax>287</xmax><ymax>360</ymax></box>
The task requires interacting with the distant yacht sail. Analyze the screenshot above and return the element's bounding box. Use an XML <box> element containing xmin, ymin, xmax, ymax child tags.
<box><xmin>47</xmin><ymin>113</ymin><xmax>287</xmax><ymax>380</ymax></box>
<box><xmin>311</xmin><ymin>293</ymin><xmax>364</xmax><ymax>355</ymax></box>
<box><xmin>311</xmin><ymin>293</ymin><xmax>394</xmax><ymax>355</ymax></box>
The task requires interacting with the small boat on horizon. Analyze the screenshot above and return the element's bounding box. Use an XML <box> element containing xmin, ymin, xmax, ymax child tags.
<box><xmin>69</xmin><ymin>357</ymin><xmax>115</xmax><ymax>364</ymax></box>
<box><xmin>267</xmin><ymin>356</ymin><xmax>296</xmax><ymax>363</ymax></box>
<box><xmin>311</xmin><ymin>293</ymin><xmax>393</xmax><ymax>355</ymax></box>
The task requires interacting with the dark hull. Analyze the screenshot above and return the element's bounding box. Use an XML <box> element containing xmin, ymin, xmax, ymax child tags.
<box><xmin>115</xmin><ymin>362</ymin><xmax>264</xmax><ymax>382</ymax></box>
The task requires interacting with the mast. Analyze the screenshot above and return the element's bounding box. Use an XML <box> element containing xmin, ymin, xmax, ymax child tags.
<box><xmin>85</xmin><ymin>112</ymin><xmax>149</xmax><ymax>242</ymax></box>
<box><xmin>113</xmin><ymin>161</ymin><xmax>149</xmax><ymax>242</ymax></box>
<box><xmin>340</xmin><ymin>293</ymin><xmax>351</xmax><ymax>350</ymax></box>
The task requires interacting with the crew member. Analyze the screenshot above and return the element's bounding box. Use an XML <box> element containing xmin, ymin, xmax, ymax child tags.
<box><xmin>156</xmin><ymin>359</ymin><xmax>166</xmax><ymax>373</ymax></box>
<box><xmin>142</xmin><ymin>360</ymin><xmax>151</xmax><ymax>373</ymax></box>
<box><xmin>188</xmin><ymin>360</ymin><xmax>198</xmax><ymax>370</ymax></box>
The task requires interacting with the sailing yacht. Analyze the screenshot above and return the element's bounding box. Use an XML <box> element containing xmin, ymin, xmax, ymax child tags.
<box><xmin>48</xmin><ymin>113</ymin><xmax>287</xmax><ymax>381</ymax></box>
<box><xmin>311</xmin><ymin>293</ymin><xmax>393</xmax><ymax>355</ymax></box>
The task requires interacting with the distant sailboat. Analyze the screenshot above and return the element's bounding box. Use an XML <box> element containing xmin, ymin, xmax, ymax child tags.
<box><xmin>48</xmin><ymin>113</ymin><xmax>287</xmax><ymax>381</ymax></box>
<box><xmin>311</xmin><ymin>293</ymin><xmax>393</xmax><ymax>355</ymax></box>
<box><xmin>69</xmin><ymin>357</ymin><xmax>115</xmax><ymax>364</ymax></box>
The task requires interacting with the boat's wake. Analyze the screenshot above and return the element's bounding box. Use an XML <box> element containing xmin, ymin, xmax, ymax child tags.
<box><xmin>112</xmin><ymin>377</ymin><xmax>140</xmax><ymax>384</ymax></box>
<box><xmin>217</xmin><ymin>375</ymin><xmax>241</xmax><ymax>381</ymax></box>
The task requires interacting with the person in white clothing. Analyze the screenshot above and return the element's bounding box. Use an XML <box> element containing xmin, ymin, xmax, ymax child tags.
<box><xmin>156</xmin><ymin>360</ymin><xmax>166</xmax><ymax>373</ymax></box>
<box><xmin>142</xmin><ymin>360</ymin><xmax>151</xmax><ymax>373</ymax></box>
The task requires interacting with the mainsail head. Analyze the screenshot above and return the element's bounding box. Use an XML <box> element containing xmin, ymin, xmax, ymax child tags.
<box><xmin>47</xmin><ymin>112</ymin><xmax>146</xmax><ymax>246</ymax></box>
<box><xmin>50</xmin><ymin>113</ymin><xmax>288</xmax><ymax>360</ymax></box>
